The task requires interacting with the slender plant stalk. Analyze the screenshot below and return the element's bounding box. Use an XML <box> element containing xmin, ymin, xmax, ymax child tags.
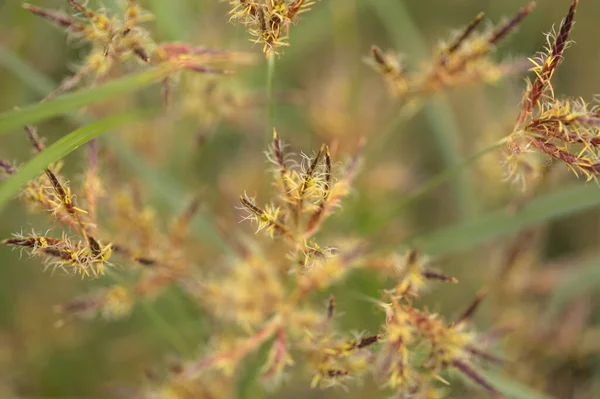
<box><xmin>363</xmin><ymin>138</ymin><xmax>508</xmax><ymax>237</ymax></box>
<box><xmin>363</xmin><ymin>99</ymin><xmax>424</xmax><ymax>165</ymax></box>
<box><xmin>266</xmin><ymin>52</ymin><xmax>276</xmax><ymax>136</ymax></box>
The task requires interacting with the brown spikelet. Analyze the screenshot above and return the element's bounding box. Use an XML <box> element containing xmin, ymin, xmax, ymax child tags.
<box><xmin>44</xmin><ymin>169</ymin><xmax>73</xmax><ymax>212</ymax></box>
<box><xmin>371</xmin><ymin>46</ymin><xmax>389</xmax><ymax>71</ymax></box>
<box><xmin>323</xmin><ymin>146</ymin><xmax>332</xmax><ymax>197</ymax></box>
<box><xmin>488</xmin><ymin>2</ymin><xmax>536</xmax><ymax>46</ymax></box>
<box><xmin>2</xmin><ymin>236</ymin><xmax>61</xmax><ymax>248</ymax></box>
<box><xmin>454</xmin><ymin>290</ymin><xmax>487</xmax><ymax>325</ymax></box>
<box><xmin>0</xmin><ymin>160</ymin><xmax>16</xmax><ymax>175</ymax></box>
<box><xmin>240</xmin><ymin>195</ymin><xmax>265</xmax><ymax>218</ymax></box>
<box><xmin>24</xmin><ymin>126</ymin><xmax>45</xmax><ymax>153</ymax></box>
<box><xmin>23</xmin><ymin>3</ymin><xmax>85</xmax><ymax>31</ymax></box>
<box><xmin>357</xmin><ymin>334</ymin><xmax>381</xmax><ymax>349</ymax></box>
<box><xmin>327</xmin><ymin>294</ymin><xmax>335</xmax><ymax>320</ymax></box>
<box><xmin>68</xmin><ymin>0</ymin><xmax>97</xmax><ymax>20</ymax></box>
<box><xmin>530</xmin><ymin>137</ymin><xmax>598</xmax><ymax>174</ymax></box>
<box><xmin>132</xmin><ymin>43</ymin><xmax>151</xmax><ymax>63</ymax></box>
<box><xmin>421</xmin><ymin>270</ymin><xmax>458</xmax><ymax>283</ymax></box>
<box><xmin>287</xmin><ymin>0</ymin><xmax>307</xmax><ymax>20</ymax></box>
<box><xmin>465</xmin><ymin>345</ymin><xmax>504</xmax><ymax>364</ymax></box>
<box><xmin>272</xmin><ymin>131</ymin><xmax>291</xmax><ymax>196</ymax></box>
<box><xmin>517</xmin><ymin>0</ymin><xmax>578</xmax><ymax>124</ymax></box>
<box><xmin>452</xmin><ymin>359</ymin><xmax>505</xmax><ymax>398</ymax></box>
<box><xmin>444</xmin><ymin>3</ymin><xmax>534</xmax><ymax>77</ymax></box>
<box><xmin>441</xmin><ymin>12</ymin><xmax>485</xmax><ymax>64</ymax></box>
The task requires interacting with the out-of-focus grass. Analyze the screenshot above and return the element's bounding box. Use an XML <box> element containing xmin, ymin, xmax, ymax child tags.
<box><xmin>0</xmin><ymin>110</ymin><xmax>149</xmax><ymax>210</ymax></box>
<box><xmin>1</xmin><ymin>0</ymin><xmax>600</xmax><ymax>398</ymax></box>
<box><xmin>0</xmin><ymin>68</ymin><xmax>163</xmax><ymax>135</ymax></box>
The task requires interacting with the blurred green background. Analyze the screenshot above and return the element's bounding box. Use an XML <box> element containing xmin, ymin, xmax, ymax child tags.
<box><xmin>2</xmin><ymin>0</ymin><xmax>600</xmax><ymax>398</ymax></box>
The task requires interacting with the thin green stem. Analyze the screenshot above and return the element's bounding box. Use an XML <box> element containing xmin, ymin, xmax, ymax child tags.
<box><xmin>363</xmin><ymin>99</ymin><xmax>424</xmax><ymax>165</ymax></box>
<box><xmin>266</xmin><ymin>52</ymin><xmax>276</xmax><ymax>135</ymax></box>
<box><xmin>362</xmin><ymin>138</ymin><xmax>507</xmax><ymax>237</ymax></box>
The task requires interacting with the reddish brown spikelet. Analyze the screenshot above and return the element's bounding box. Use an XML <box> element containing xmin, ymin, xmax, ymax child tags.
<box><xmin>273</xmin><ymin>130</ymin><xmax>286</xmax><ymax>170</ymax></box>
<box><xmin>421</xmin><ymin>270</ymin><xmax>458</xmax><ymax>283</ymax></box>
<box><xmin>43</xmin><ymin>247</ymin><xmax>73</xmax><ymax>261</ymax></box>
<box><xmin>0</xmin><ymin>160</ymin><xmax>16</xmax><ymax>175</ymax></box>
<box><xmin>323</xmin><ymin>146</ymin><xmax>332</xmax><ymax>196</ymax></box>
<box><xmin>240</xmin><ymin>195</ymin><xmax>291</xmax><ymax>237</ymax></box>
<box><xmin>67</xmin><ymin>0</ymin><xmax>97</xmax><ymax>20</ymax></box>
<box><xmin>287</xmin><ymin>0</ymin><xmax>307</xmax><ymax>20</ymax></box>
<box><xmin>299</xmin><ymin>145</ymin><xmax>323</xmax><ymax>203</ymax></box>
<box><xmin>445</xmin><ymin>12</ymin><xmax>485</xmax><ymax>57</ymax></box>
<box><xmin>24</xmin><ymin>126</ymin><xmax>45</xmax><ymax>153</ymax></box>
<box><xmin>530</xmin><ymin>138</ymin><xmax>599</xmax><ymax>172</ymax></box>
<box><xmin>132</xmin><ymin>43</ymin><xmax>151</xmax><ymax>63</ymax></box>
<box><xmin>134</xmin><ymin>256</ymin><xmax>157</xmax><ymax>267</ymax></box>
<box><xmin>519</xmin><ymin>0</ymin><xmax>578</xmax><ymax>122</ymax></box>
<box><xmin>452</xmin><ymin>359</ymin><xmax>504</xmax><ymax>398</ymax></box>
<box><xmin>465</xmin><ymin>345</ymin><xmax>504</xmax><ymax>364</ymax></box>
<box><xmin>455</xmin><ymin>290</ymin><xmax>487</xmax><ymax>325</ymax></box>
<box><xmin>488</xmin><ymin>2</ymin><xmax>536</xmax><ymax>46</ymax></box>
<box><xmin>54</xmin><ymin>296</ymin><xmax>98</xmax><ymax>314</ymax></box>
<box><xmin>327</xmin><ymin>294</ymin><xmax>335</xmax><ymax>320</ymax></box>
<box><xmin>357</xmin><ymin>334</ymin><xmax>381</xmax><ymax>349</ymax></box>
<box><xmin>240</xmin><ymin>195</ymin><xmax>266</xmax><ymax>218</ymax></box>
<box><xmin>327</xmin><ymin>369</ymin><xmax>348</xmax><ymax>378</ymax></box>
<box><xmin>23</xmin><ymin>3</ymin><xmax>85</xmax><ymax>31</ymax></box>
<box><xmin>44</xmin><ymin>169</ymin><xmax>73</xmax><ymax>212</ymax></box>
<box><xmin>2</xmin><ymin>236</ymin><xmax>61</xmax><ymax>248</ymax></box>
<box><xmin>87</xmin><ymin>235</ymin><xmax>102</xmax><ymax>257</ymax></box>
<box><xmin>407</xmin><ymin>248</ymin><xmax>418</xmax><ymax>265</ymax></box>
<box><xmin>371</xmin><ymin>46</ymin><xmax>390</xmax><ymax>71</ymax></box>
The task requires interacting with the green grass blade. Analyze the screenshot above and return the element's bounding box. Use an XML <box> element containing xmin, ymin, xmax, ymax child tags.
<box><xmin>0</xmin><ymin>111</ymin><xmax>148</xmax><ymax>212</ymax></box>
<box><xmin>0</xmin><ymin>48</ymin><xmax>230</xmax><ymax>251</ymax></box>
<box><xmin>0</xmin><ymin>65</ymin><xmax>163</xmax><ymax>135</ymax></box>
<box><xmin>544</xmin><ymin>253</ymin><xmax>600</xmax><ymax>321</ymax></box>
<box><xmin>483</xmin><ymin>371</ymin><xmax>553</xmax><ymax>399</ymax></box>
<box><xmin>412</xmin><ymin>183</ymin><xmax>600</xmax><ymax>255</ymax></box>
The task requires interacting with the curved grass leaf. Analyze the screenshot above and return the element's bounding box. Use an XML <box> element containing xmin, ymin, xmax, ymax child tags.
<box><xmin>0</xmin><ymin>111</ymin><xmax>149</xmax><ymax>212</ymax></box>
<box><xmin>544</xmin><ymin>253</ymin><xmax>600</xmax><ymax>320</ymax></box>
<box><xmin>0</xmin><ymin>47</ymin><xmax>231</xmax><ymax>251</ymax></box>
<box><xmin>412</xmin><ymin>183</ymin><xmax>600</xmax><ymax>255</ymax></box>
<box><xmin>483</xmin><ymin>371</ymin><xmax>553</xmax><ymax>399</ymax></box>
<box><xmin>0</xmin><ymin>65</ymin><xmax>163</xmax><ymax>135</ymax></box>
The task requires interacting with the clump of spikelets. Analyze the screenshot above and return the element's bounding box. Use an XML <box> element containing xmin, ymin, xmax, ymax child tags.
<box><xmin>136</xmin><ymin>134</ymin><xmax>507</xmax><ymax>398</ymax></box>
<box><xmin>504</xmin><ymin>0</ymin><xmax>600</xmax><ymax>186</ymax></box>
<box><xmin>1</xmin><ymin>123</ymin><xmax>208</xmax><ymax>324</ymax></box>
<box><xmin>24</xmin><ymin>0</ymin><xmax>249</xmax><ymax>101</ymax></box>
<box><xmin>227</xmin><ymin>0</ymin><xmax>320</xmax><ymax>54</ymax></box>
<box><xmin>2</xmin><ymin>126</ymin><xmax>111</xmax><ymax>278</ymax></box>
<box><xmin>367</xmin><ymin>2</ymin><xmax>536</xmax><ymax>99</ymax></box>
